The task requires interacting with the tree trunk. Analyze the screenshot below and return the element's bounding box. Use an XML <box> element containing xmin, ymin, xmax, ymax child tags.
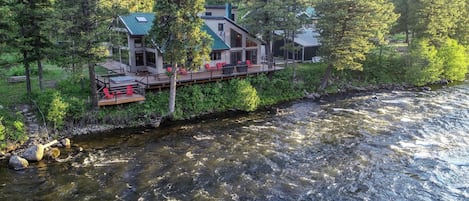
<box><xmin>38</xmin><ymin>59</ymin><xmax>44</xmax><ymax>92</ymax></box>
<box><xmin>266</xmin><ymin>38</ymin><xmax>273</xmax><ymax>69</ymax></box>
<box><xmin>23</xmin><ymin>51</ymin><xmax>32</xmax><ymax>100</ymax></box>
<box><xmin>319</xmin><ymin>63</ymin><xmax>333</xmax><ymax>90</ymax></box>
<box><xmin>168</xmin><ymin>66</ymin><xmax>177</xmax><ymax>118</ymax></box>
<box><xmin>88</xmin><ymin>61</ymin><xmax>98</xmax><ymax>109</ymax></box>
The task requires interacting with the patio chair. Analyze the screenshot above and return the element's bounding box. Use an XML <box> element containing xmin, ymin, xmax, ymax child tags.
<box><xmin>103</xmin><ymin>87</ymin><xmax>114</xmax><ymax>99</ymax></box>
<box><xmin>246</xmin><ymin>60</ymin><xmax>252</xmax><ymax>68</ymax></box>
<box><xmin>178</xmin><ymin>67</ymin><xmax>188</xmax><ymax>75</ymax></box>
<box><xmin>126</xmin><ymin>85</ymin><xmax>134</xmax><ymax>96</ymax></box>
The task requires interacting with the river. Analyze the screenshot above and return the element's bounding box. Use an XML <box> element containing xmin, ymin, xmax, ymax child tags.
<box><xmin>1</xmin><ymin>83</ymin><xmax>469</xmax><ymax>201</ymax></box>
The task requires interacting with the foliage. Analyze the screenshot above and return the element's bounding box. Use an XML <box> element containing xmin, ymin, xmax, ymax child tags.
<box><xmin>149</xmin><ymin>0</ymin><xmax>212</xmax><ymax>116</ymax></box>
<box><xmin>149</xmin><ymin>0</ymin><xmax>211</xmax><ymax>70</ymax></box>
<box><xmin>47</xmin><ymin>92</ymin><xmax>69</xmax><ymax>129</ymax></box>
<box><xmin>408</xmin><ymin>0</ymin><xmax>465</xmax><ymax>44</ymax></box>
<box><xmin>437</xmin><ymin>38</ymin><xmax>469</xmax><ymax>82</ymax></box>
<box><xmin>363</xmin><ymin>46</ymin><xmax>407</xmax><ymax>84</ymax></box>
<box><xmin>0</xmin><ymin>117</ymin><xmax>5</xmax><ymax>148</ymax></box>
<box><xmin>239</xmin><ymin>0</ymin><xmax>296</xmax><ymax>66</ymax></box>
<box><xmin>406</xmin><ymin>38</ymin><xmax>443</xmax><ymax>86</ymax></box>
<box><xmin>228</xmin><ymin>79</ymin><xmax>260</xmax><ymax>112</ymax></box>
<box><xmin>316</xmin><ymin>0</ymin><xmax>398</xmax><ymax>71</ymax></box>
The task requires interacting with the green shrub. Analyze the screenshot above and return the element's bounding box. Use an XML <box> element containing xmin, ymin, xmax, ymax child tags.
<box><xmin>47</xmin><ymin>92</ymin><xmax>69</xmax><ymax>129</ymax></box>
<box><xmin>438</xmin><ymin>38</ymin><xmax>468</xmax><ymax>81</ymax></box>
<box><xmin>6</xmin><ymin>66</ymin><xmax>25</xmax><ymax>76</ymax></box>
<box><xmin>0</xmin><ymin>117</ymin><xmax>6</xmax><ymax>149</ymax></box>
<box><xmin>229</xmin><ymin>79</ymin><xmax>260</xmax><ymax>112</ymax></box>
<box><xmin>66</xmin><ymin>97</ymin><xmax>87</xmax><ymax>118</ymax></box>
<box><xmin>406</xmin><ymin>38</ymin><xmax>443</xmax><ymax>86</ymax></box>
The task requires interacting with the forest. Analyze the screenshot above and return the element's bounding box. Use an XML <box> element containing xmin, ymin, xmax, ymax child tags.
<box><xmin>0</xmin><ymin>0</ymin><xmax>468</xmax><ymax>151</ymax></box>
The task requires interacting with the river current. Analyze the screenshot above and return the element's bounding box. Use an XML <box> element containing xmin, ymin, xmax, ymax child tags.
<box><xmin>1</xmin><ymin>83</ymin><xmax>469</xmax><ymax>200</ymax></box>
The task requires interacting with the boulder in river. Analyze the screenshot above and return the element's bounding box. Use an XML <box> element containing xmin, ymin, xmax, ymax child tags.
<box><xmin>22</xmin><ymin>144</ymin><xmax>44</xmax><ymax>162</ymax></box>
<box><xmin>9</xmin><ymin>155</ymin><xmax>29</xmax><ymax>170</ymax></box>
<box><xmin>22</xmin><ymin>140</ymin><xmax>58</xmax><ymax>162</ymax></box>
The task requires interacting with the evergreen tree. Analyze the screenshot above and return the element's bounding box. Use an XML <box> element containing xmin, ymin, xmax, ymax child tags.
<box><xmin>239</xmin><ymin>0</ymin><xmax>285</xmax><ymax>68</ymax></box>
<box><xmin>454</xmin><ymin>0</ymin><xmax>469</xmax><ymax>45</ymax></box>
<box><xmin>149</xmin><ymin>0</ymin><xmax>212</xmax><ymax>118</ymax></box>
<box><xmin>408</xmin><ymin>0</ymin><xmax>465</xmax><ymax>45</ymax></box>
<box><xmin>391</xmin><ymin>0</ymin><xmax>411</xmax><ymax>44</ymax></box>
<box><xmin>0</xmin><ymin>1</ymin><xmax>15</xmax><ymax>55</ymax></box>
<box><xmin>315</xmin><ymin>0</ymin><xmax>398</xmax><ymax>89</ymax></box>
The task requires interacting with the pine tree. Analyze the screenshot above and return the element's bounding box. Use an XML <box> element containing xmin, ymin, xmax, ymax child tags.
<box><xmin>408</xmin><ymin>0</ymin><xmax>465</xmax><ymax>45</ymax></box>
<box><xmin>239</xmin><ymin>0</ymin><xmax>285</xmax><ymax>68</ymax></box>
<box><xmin>149</xmin><ymin>0</ymin><xmax>212</xmax><ymax>118</ymax></box>
<box><xmin>315</xmin><ymin>0</ymin><xmax>398</xmax><ymax>89</ymax></box>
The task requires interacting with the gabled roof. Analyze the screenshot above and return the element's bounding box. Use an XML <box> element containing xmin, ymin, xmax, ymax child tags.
<box><xmin>201</xmin><ymin>16</ymin><xmax>264</xmax><ymax>44</ymax></box>
<box><xmin>119</xmin><ymin>13</ymin><xmax>155</xmax><ymax>36</ymax></box>
<box><xmin>202</xmin><ymin>24</ymin><xmax>230</xmax><ymax>50</ymax></box>
<box><xmin>119</xmin><ymin>13</ymin><xmax>229</xmax><ymax>51</ymax></box>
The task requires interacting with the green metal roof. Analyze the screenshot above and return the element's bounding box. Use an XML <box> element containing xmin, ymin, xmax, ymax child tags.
<box><xmin>119</xmin><ymin>13</ymin><xmax>230</xmax><ymax>50</ymax></box>
<box><xmin>119</xmin><ymin>13</ymin><xmax>155</xmax><ymax>36</ymax></box>
<box><xmin>202</xmin><ymin>24</ymin><xmax>230</xmax><ymax>50</ymax></box>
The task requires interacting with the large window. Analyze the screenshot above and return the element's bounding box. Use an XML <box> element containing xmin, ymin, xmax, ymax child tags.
<box><xmin>210</xmin><ymin>51</ymin><xmax>221</xmax><ymax>60</ymax></box>
<box><xmin>230</xmin><ymin>51</ymin><xmax>242</xmax><ymax>64</ymax></box>
<box><xmin>246</xmin><ymin>50</ymin><xmax>257</xmax><ymax>64</ymax></box>
<box><xmin>146</xmin><ymin>51</ymin><xmax>156</xmax><ymax>67</ymax></box>
<box><xmin>230</xmin><ymin>29</ymin><xmax>242</xmax><ymax>48</ymax></box>
<box><xmin>135</xmin><ymin>52</ymin><xmax>144</xmax><ymax>66</ymax></box>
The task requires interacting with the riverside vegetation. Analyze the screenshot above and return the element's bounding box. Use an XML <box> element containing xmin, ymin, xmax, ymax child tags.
<box><xmin>1</xmin><ymin>35</ymin><xmax>469</xmax><ymax>155</ymax></box>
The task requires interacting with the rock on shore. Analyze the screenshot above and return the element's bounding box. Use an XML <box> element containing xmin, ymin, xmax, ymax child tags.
<box><xmin>9</xmin><ymin>156</ymin><xmax>29</xmax><ymax>170</ymax></box>
<box><xmin>22</xmin><ymin>144</ymin><xmax>44</xmax><ymax>162</ymax></box>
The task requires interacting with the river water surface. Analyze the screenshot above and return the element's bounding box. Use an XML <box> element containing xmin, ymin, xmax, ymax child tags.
<box><xmin>1</xmin><ymin>83</ymin><xmax>469</xmax><ymax>200</ymax></box>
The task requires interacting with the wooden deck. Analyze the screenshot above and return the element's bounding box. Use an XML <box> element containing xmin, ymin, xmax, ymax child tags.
<box><xmin>98</xmin><ymin>94</ymin><xmax>146</xmax><ymax>106</ymax></box>
<box><xmin>95</xmin><ymin>60</ymin><xmax>284</xmax><ymax>106</ymax></box>
<box><xmin>98</xmin><ymin>60</ymin><xmax>284</xmax><ymax>91</ymax></box>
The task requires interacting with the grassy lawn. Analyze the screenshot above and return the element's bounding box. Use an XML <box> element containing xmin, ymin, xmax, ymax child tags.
<box><xmin>0</xmin><ymin>64</ymin><xmax>69</xmax><ymax>107</ymax></box>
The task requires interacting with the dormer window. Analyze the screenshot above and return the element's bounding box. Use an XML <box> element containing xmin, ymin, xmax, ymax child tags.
<box><xmin>136</xmin><ymin>16</ymin><xmax>147</xmax><ymax>23</ymax></box>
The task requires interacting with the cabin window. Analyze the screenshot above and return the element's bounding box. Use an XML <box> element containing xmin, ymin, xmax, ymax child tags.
<box><xmin>246</xmin><ymin>50</ymin><xmax>257</xmax><ymax>64</ymax></box>
<box><xmin>230</xmin><ymin>51</ymin><xmax>242</xmax><ymax>64</ymax></box>
<box><xmin>246</xmin><ymin>38</ymin><xmax>257</xmax><ymax>47</ymax></box>
<box><xmin>218</xmin><ymin>23</ymin><xmax>224</xmax><ymax>31</ymax></box>
<box><xmin>146</xmin><ymin>51</ymin><xmax>156</xmax><ymax>68</ymax></box>
<box><xmin>205</xmin><ymin>12</ymin><xmax>212</xmax><ymax>16</ymax></box>
<box><xmin>210</xmin><ymin>51</ymin><xmax>221</xmax><ymax>60</ymax></box>
<box><xmin>134</xmin><ymin>38</ymin><xmax>142</xmax><ymax>48</ymax></box>
<box><xmin>230</xmin><ymin>29</ymin><xmax>242</xmax><ymax>48</ymax></box>
<box><xmin>135</xmin><ymin>52</ymin><xmax>144</xmax><ymax>66</ymax></box>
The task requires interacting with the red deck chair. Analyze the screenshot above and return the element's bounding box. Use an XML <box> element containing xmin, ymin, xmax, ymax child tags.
<box><xmin>103</xmin><ymin>87</ymin><xmax>114</xmax><ymax>99</ymax></box>
<box><xmin>246</xmin><ymin>60</ymin><xmax>252</xmax><ymax>68</ymax></box>
<box><xmin>126</xmin><ymin>85</ymin><xmax>134</xmax><ymax>96</ymax></box>
<box><xmin>178</xmin><ymin>67</ymin><xmax>188</xmax><ymax>75</ymax></box>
